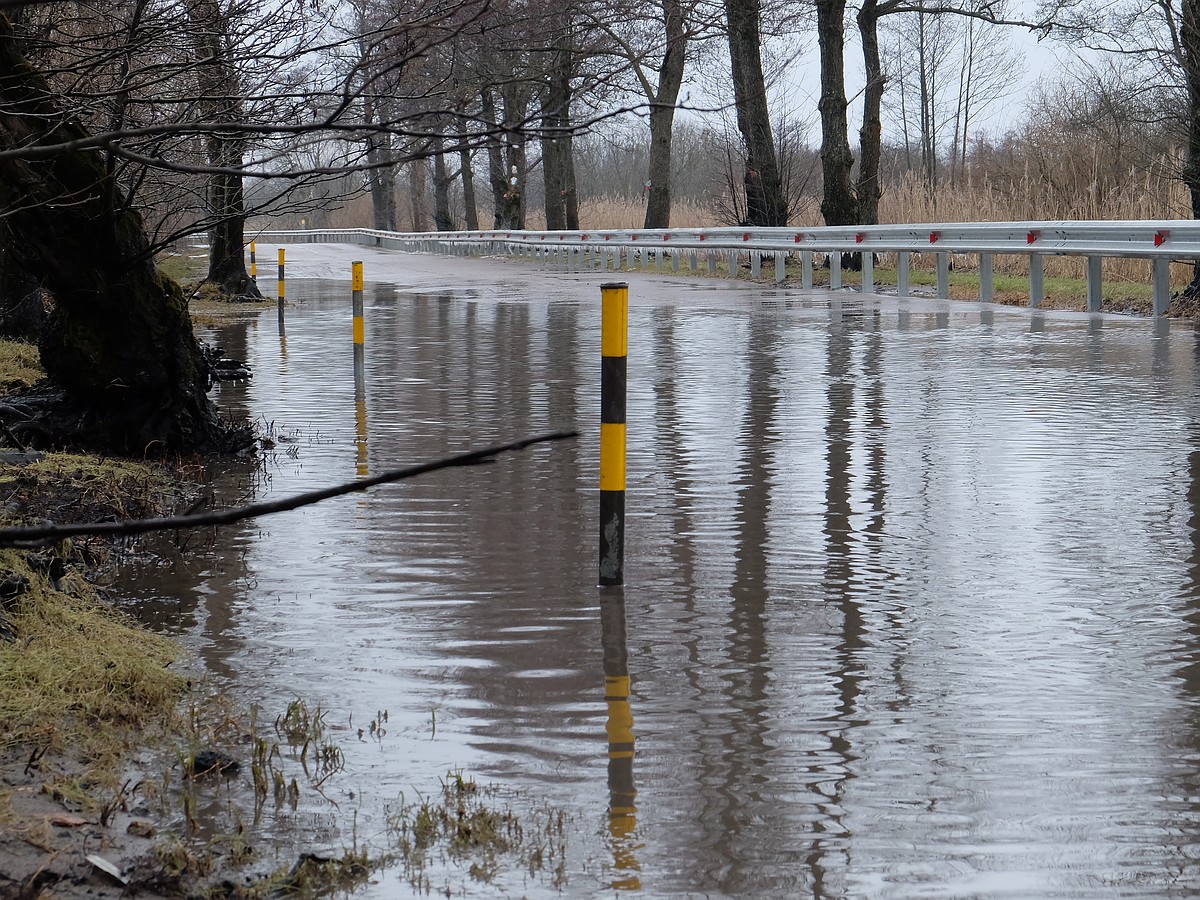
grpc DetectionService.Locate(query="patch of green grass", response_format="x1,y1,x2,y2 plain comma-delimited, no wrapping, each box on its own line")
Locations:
157,251,207,285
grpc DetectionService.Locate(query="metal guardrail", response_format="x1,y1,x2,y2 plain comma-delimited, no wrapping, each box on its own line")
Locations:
254,220,1200,316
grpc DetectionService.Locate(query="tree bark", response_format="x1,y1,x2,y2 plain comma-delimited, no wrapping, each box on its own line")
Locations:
456,117,479,231
186,0,260,299
856,0,884,225
1183,0,1200,286
725,0,788,225
502,82,528,229
431,135,455,231
408,158,429,232
364,98,397,231
483,87,522,229
816,0,859,225
643,0,688,228
0,14,214,452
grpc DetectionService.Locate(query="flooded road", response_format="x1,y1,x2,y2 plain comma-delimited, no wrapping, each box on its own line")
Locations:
124,248,1200,896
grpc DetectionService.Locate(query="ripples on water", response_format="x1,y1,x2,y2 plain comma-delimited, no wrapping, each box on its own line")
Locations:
120,281,1200,897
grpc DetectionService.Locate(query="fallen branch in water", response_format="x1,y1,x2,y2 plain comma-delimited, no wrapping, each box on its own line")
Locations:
0,430,578,548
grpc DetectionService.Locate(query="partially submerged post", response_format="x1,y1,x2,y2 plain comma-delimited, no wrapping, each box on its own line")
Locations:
277,248,285,310
599,282,628,587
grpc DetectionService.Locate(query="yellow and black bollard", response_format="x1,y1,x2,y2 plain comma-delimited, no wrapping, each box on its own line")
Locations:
277,248,285,308
599,282,628,587
352,261,365,347
352,261,367,476
249,241,257,279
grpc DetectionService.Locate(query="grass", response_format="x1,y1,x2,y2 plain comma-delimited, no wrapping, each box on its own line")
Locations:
0,554,185,768
0,339,43,392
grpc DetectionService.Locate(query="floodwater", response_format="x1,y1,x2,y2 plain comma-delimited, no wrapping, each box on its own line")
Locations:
119,249,1200,897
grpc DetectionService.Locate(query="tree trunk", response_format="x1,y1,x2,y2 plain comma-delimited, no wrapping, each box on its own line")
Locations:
364,98,397,231
0,222,48,342
643,0,688,229
541,49,579,231
1183,0,1200,287
542,127,567,231
816,0,859,225
432,136,455,231
409,158,429,232
483,87,523,229
482,89,509,229
0,14,214,452
186,0,260,299
856,0,884,225
456,118,479,231
502,83,528,229
725,0,788,225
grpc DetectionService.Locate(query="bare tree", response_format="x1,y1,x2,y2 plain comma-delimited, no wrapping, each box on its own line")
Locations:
725,0,789,224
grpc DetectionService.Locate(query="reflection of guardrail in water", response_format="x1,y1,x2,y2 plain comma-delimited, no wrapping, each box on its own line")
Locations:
252,221,1200,316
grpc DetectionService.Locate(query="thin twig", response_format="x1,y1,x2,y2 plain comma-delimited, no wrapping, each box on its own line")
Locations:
0,430,578,548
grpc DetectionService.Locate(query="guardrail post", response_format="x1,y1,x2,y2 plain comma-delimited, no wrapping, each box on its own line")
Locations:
706,251,716,275
690,250,698,273
1153,258,1171,316
862,251,874,294
1086,256,1103,312
830,253,842,289
980,253,994,302
802,251,813,289
728,249,738,279
936,252,950,299
1030,255,1045,308
671,249,680,272
775,252,786,284
626,245,636,271
600,281,628,587
750,251,761,278
897,251,910,297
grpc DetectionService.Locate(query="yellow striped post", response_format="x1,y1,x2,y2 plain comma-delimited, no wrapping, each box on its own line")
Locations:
249,240,256,278
352,261,367,475
599,282,628,586
277,248,285,308
352,261,365,346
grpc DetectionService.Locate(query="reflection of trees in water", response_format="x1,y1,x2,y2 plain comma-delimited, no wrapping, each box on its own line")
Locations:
358,297,598,757
807,311,893,895
115,313,264,680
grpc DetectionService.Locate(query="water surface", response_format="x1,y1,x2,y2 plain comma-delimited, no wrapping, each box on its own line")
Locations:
120,262,1200,897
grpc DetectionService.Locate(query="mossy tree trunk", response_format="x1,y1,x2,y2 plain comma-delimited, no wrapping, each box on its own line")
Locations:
0,14,215,452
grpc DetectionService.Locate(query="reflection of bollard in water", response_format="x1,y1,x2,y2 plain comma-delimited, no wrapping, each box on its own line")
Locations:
353,354,368,477
601,594,640,890
599,282,627,586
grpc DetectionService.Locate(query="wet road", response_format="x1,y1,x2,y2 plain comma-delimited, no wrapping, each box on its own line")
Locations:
122,246,1200,897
